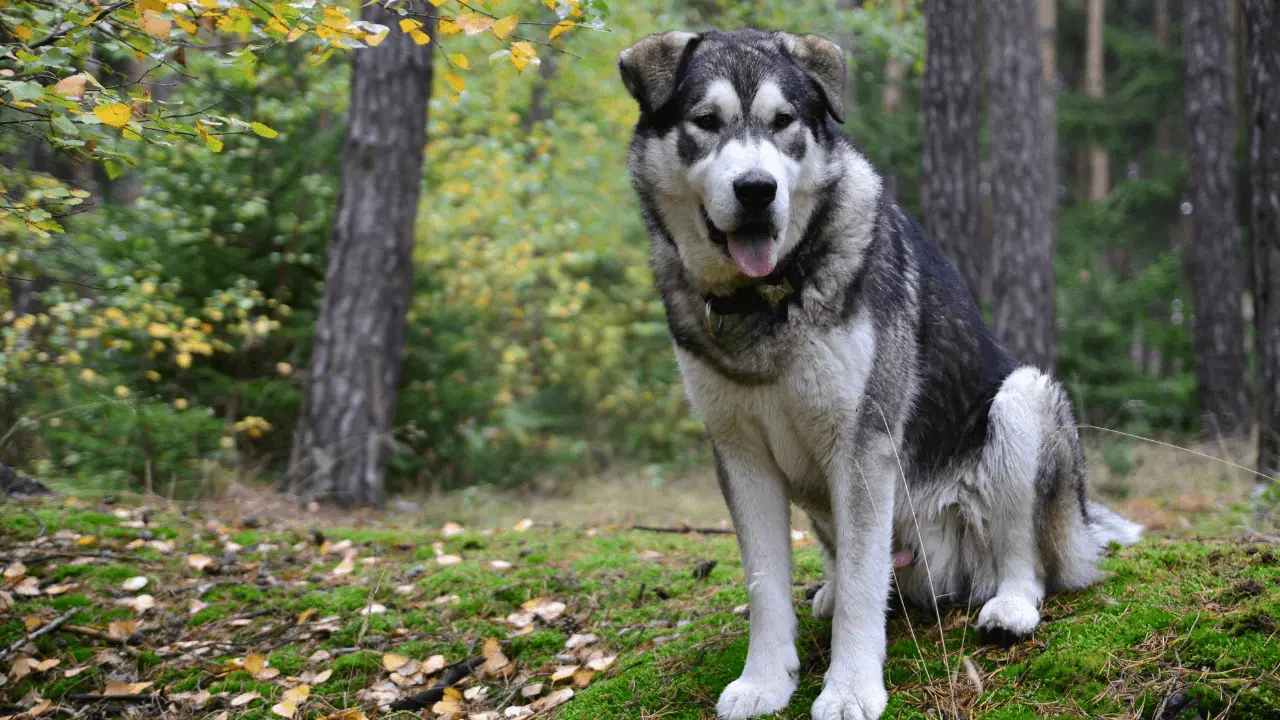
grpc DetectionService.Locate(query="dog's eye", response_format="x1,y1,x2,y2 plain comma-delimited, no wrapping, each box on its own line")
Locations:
772,113,795,131
692,113,721,132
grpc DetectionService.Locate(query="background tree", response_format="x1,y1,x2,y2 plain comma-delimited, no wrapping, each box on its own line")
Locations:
1183,0,1249,436
1246,0,1279,477
283,5,435,507
1084,0,1109,201
921,0,981,301
983,0,1057,372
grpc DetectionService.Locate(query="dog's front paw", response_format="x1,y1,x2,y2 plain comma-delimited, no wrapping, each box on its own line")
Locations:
810,681,888,720
976,595,1040,645
811,582,836,620
716,675,797,720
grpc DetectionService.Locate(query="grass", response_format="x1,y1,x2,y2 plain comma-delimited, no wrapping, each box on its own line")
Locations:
0,492,1277,720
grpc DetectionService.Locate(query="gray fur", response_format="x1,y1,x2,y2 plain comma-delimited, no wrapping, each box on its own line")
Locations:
619,29,1141,720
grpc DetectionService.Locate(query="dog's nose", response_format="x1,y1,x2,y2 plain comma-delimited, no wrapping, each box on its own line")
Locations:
733,175,777,208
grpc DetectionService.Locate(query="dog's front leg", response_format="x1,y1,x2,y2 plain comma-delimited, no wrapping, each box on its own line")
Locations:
713,444,799,720
811,435,896,720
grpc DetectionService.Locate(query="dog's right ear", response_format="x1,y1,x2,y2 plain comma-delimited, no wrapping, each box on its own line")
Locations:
618,31,700,113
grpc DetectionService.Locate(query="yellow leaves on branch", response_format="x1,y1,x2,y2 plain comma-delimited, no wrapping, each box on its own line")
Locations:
53,74,90,99
93,104,132,128
448,53,469,70
251,122,278,138
549,19,577,41
399,18,431,45
138,11,172,39
492,14,518,40
510,41,538,73
454,13,493,36
444,72,466,95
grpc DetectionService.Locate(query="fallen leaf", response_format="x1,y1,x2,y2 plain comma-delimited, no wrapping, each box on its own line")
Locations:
63,666,89,678
24,699,52,717
572,668,594,687
296,608,316,625
130,594,156,613
436,553,462,566
43,582,79,596
104,680,152,696
22,616,42,632
4,562,26,581
490,560,512,571
521,683,543,698
550,665,577,682
107,619,138,640
231,690,261,707
423,654,446,674
382,653,410,672
585,651,616,671
122,576,148,592
359,603,387,616
565,633,596,650
187,554,215,572
332,552,356,576
532,687,574,712
308,650,332,664
284,684,310,703
243,653,268,676
14,578,40,596
513,518,534,532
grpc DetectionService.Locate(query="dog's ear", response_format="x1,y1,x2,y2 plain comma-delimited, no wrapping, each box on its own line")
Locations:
787,33,847,124
618,31,700,113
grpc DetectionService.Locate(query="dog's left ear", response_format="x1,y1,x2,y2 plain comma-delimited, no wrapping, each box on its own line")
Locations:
618,31,701,113
786,34,847,124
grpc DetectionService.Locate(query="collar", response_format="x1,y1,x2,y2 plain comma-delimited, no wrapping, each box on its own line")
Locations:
703,275,795,337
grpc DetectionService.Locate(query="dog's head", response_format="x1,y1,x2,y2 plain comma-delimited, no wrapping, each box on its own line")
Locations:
620,30,848,288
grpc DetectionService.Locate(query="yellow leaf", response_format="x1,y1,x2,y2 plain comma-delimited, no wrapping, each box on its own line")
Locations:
510,53,530,72
409,29,431,45
432,696,460,713
321,5,351,30
381,653,410,672
542,0,556,8
429,0,448,5
139,0,167,12
139,11,172,39
283,685,310,703
437,18,461,35
196,123,223,153
94,103,132,128
549,20,575,41
13,24,33,42
365,29,388,46
449,53,469,69
174,15,198,35
444,71,465,94
492,14,518,39
511,42,536,58
454,12,493,35
243,653,267,676
399,18,423,32
107,619,138,640
250,122,278,138
272,700,296,718
287,24,307,42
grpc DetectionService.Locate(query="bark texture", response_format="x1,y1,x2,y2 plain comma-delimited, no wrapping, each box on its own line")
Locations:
1184,0,1250,436
921,0,982,302
1085,0,1110,202
285,5,434,506
983,0,1057,372
1246,0,1280,476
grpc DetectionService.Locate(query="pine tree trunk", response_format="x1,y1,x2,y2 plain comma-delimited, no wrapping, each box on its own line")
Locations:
1085,0,1110,201
1184,0,1249,437
1154,0,1175,155
983,0,1057,372
836,0,858,119
1245,0,1280,477
284,6,434,506
1039,0,1060,277
921,0,982,302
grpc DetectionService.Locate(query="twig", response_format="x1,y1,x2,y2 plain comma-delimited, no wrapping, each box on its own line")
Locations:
65,694,162,704
26,1,129,49
388,656,485,711
0,552,117,566
629,523,734,535
0,273,100,292
1,610,76,659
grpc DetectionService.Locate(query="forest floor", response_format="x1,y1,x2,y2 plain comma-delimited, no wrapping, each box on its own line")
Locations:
1,441,1278,720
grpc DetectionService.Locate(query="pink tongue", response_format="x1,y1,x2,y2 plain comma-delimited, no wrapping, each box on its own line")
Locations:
728,236,775,278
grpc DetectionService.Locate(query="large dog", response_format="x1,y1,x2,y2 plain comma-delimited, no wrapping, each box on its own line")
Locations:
618,29,1142,720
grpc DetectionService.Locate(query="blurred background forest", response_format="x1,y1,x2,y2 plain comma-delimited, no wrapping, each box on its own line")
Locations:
1,0,1277,521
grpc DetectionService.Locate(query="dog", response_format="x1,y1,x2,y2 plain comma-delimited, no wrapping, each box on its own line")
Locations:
617,29,1142,720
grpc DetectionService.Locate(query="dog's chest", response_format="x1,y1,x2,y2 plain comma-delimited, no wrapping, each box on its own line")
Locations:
676,316,877,497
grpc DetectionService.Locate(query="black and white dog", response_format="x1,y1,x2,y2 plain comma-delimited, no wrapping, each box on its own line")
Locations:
618,29,1141,720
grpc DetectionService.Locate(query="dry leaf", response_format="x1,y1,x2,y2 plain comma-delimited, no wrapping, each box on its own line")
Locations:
15,578,40,596
436,553,462,566
284,684,310,703
513,518,534,532
231,690,261,707
43,582,79,596
441,521,465,538
489,560,512,571
107,619,138,640
130,594,156,613
122,576,148,592
272,700,297,718
423,654,446,674
24,699,52,717
564,633,596,650
187,554,215,572
585,651,616,671
104,680,152,696
572,668,594,687
243,653,268,676
382,653,410,672
520,683,543,698
531,688,574,712
332,552,356,576
550,665,577,682
4,562,26,581
22,616,42,632
296,608,316,625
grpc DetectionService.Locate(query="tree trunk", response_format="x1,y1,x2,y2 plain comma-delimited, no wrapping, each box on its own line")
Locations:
921,0,982,302
1085,0,1110,201
1245,0,1279,477
1039,0,1060,276
880,0,907,203
284,6,434,506
1184,0,1249,437
984,0,1057,372
836,0,858,119
1154,0,1175,155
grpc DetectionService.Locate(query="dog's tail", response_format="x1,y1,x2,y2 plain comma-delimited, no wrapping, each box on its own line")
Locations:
1085,499,1143,547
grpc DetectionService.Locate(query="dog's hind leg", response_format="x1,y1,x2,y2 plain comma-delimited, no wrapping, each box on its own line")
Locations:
712,444,800,720
971,367,1052,644
808,515,837,620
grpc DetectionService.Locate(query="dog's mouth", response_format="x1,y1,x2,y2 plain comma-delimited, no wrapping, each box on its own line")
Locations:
700,206,777,278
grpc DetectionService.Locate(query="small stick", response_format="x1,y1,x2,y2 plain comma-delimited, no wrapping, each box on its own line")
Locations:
65,694,162,704
2,610,76,659
388,656,485,711
630,524,734,535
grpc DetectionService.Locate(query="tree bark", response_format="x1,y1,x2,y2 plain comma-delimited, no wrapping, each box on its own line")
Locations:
1245,0,1280,477
921,0,982,302
1184,0,1249,437
1039,0,1060,276
284,5,434,506
1085,0,1110,201
836,0,858,119
984,0,1057,372
880,0,908,203
1154,0,1175,155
